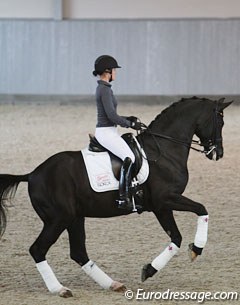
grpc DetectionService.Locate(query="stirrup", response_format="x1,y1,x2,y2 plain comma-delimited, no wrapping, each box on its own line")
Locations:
116,198,133,211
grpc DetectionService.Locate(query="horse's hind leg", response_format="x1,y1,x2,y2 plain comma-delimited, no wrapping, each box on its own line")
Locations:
67,217,126,292
67,217,89,266
142,209,182,282
29,221,73,297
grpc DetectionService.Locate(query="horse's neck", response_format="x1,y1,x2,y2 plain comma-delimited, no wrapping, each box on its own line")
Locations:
150,106,200,143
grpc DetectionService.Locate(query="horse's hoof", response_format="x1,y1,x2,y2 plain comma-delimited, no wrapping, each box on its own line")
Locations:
188,243,198,262
111,281,126,292
141,264,149,282
59,287,73,298
141,264,157,282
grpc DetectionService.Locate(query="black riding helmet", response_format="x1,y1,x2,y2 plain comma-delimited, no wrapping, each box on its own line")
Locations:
93,55,121,76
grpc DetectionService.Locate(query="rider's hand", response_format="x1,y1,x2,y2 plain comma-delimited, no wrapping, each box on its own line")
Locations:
127,116,138,124
131,121,142,130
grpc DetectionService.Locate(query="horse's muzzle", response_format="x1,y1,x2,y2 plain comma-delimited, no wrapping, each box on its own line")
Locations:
205,145,223,161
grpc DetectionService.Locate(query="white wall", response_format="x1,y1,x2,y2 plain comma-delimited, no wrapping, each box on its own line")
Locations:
0,0,53,18
1,1,240,95
1,19,240,95
63,0,240,19
1,0,240,19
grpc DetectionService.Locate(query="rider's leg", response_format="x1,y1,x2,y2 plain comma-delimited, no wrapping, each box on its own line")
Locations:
95,127,136,209
116,157,133,209
95,127,135,162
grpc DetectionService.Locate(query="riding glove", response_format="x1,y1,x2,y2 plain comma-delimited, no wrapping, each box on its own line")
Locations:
131,121,142,130
127,116,138,124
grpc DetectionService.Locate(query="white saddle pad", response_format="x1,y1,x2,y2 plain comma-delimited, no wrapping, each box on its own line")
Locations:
81,146,149,193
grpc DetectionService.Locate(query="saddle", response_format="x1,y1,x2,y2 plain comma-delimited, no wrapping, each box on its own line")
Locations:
88,133,143,180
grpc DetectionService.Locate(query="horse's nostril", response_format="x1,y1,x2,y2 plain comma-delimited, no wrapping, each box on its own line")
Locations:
216,147,224,160
218,147,224,156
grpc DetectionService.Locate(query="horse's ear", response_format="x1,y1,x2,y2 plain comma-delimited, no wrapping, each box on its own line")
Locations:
220,100,233,110
218,97,225,104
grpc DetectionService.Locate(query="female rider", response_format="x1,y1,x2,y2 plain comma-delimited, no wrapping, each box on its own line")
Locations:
93,55,141,210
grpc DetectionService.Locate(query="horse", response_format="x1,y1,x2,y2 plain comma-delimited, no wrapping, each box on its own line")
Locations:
0,97,232,297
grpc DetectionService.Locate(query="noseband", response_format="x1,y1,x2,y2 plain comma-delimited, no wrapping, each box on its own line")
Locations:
198,101,223,156
137,102,223,162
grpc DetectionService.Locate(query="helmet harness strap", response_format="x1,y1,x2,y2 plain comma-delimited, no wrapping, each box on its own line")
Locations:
105,69,113,82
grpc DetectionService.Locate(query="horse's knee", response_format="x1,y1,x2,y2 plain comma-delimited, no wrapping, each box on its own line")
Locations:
197,204,208,216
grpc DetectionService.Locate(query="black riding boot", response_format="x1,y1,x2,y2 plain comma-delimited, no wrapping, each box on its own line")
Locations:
116,157,133,210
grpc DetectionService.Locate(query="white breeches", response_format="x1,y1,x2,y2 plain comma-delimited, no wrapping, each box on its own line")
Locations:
95,126,135,163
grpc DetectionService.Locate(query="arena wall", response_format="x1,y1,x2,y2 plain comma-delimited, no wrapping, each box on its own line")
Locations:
1,1,240,95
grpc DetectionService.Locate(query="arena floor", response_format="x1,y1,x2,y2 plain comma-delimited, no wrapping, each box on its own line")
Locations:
0,99,239,305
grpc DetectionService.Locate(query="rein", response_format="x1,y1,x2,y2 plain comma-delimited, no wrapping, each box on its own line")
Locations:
137,125,206,162
144,128,204,152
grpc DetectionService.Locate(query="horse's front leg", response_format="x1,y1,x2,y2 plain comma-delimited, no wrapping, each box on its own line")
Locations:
142,209,182,282
161,193,209,262
142,193,209,282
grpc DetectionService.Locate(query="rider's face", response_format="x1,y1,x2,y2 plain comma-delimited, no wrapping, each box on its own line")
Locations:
111,68,116,81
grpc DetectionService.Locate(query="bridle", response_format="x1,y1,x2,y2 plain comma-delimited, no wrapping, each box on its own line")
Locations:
195,101,223,156
137,102,223,162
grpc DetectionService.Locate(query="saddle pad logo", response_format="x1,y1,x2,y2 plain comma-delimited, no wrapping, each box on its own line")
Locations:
95,173,112,187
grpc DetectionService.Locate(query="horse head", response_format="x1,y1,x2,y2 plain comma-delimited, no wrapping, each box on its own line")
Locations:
195,98,233,161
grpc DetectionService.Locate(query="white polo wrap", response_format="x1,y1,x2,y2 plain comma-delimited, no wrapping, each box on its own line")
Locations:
36,260,63,293
82,260,113,289
194,215,209,248
151,242,179,271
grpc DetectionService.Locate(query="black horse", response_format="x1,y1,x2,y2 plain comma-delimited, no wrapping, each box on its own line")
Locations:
0,97,232,297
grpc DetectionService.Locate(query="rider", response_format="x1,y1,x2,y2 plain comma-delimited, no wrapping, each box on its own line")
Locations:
93,55,142,210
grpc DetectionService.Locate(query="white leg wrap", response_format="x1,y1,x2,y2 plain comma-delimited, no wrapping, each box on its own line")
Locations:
82,260,113,289
151,242,179,271
36,260,63,293
194,215,209,248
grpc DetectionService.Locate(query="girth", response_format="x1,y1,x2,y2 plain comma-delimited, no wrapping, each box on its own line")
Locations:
88,133,143,179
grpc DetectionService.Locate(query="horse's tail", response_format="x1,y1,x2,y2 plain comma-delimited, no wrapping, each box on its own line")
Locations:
0,174,29,238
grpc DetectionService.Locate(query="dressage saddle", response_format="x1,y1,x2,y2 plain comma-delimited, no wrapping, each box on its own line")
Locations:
88,133,143,180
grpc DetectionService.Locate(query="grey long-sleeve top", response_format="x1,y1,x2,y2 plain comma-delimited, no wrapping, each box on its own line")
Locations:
95,80,131,128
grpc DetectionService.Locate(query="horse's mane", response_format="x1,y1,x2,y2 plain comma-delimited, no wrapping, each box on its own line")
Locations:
148,96,211,128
